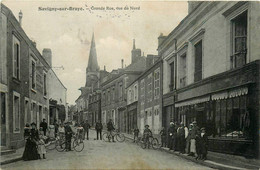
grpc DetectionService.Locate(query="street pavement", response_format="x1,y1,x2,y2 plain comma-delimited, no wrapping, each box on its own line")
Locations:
1,130,212,170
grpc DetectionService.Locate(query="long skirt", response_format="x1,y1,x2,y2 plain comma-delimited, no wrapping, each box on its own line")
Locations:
190,139,196,153
37,142,46,155
22,140,39,161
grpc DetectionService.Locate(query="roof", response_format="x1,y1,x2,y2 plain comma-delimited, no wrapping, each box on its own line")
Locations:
87,33,99,72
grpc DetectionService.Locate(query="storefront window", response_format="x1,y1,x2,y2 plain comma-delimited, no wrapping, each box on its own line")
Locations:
215,100,221,137
220,100,226,136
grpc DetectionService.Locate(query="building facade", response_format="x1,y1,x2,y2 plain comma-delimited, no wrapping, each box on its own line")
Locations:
101,40,146,132
159,1,260,158
0,4,51,149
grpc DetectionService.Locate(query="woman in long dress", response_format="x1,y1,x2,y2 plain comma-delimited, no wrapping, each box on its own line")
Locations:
22,123,31,160
22,122,39,161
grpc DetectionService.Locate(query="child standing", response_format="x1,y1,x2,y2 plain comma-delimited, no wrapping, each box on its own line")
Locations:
200,127,208,160
133,127,140,143
160,127,167,147
38,128,47,159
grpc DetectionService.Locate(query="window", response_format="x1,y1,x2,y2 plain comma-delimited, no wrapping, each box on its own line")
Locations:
154,69,160,99
231,11,247,68
134,85,137,101
43,72,47,96
31,57,36,90
13,92,20,132
194,40,203,82
140,79,145,104
1,93,6,125
128,89,132,103
13,36,20,79
179,53,187,88
112,87,115,101
24,99,29,125
119,83,123,100
169,62,175,91
107,90,110,104
147,74,152,102
102,92,106,105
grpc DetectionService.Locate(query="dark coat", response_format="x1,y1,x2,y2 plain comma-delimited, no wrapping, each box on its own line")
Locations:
107,122,115,131
40,122,48,131
95,122,103,131
83,122,91,131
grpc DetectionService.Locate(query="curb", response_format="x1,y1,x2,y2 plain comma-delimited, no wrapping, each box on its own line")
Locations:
0,157,22,166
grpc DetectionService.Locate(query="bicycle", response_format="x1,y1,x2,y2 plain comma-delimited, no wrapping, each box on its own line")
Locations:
45,136,57,150
55,133,84,152
141,136,159,150
103,129,125,142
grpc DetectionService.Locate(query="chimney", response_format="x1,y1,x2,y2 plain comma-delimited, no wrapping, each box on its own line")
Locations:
104,65,106,71
158,33,167,48
121,59,124,68
133,39,136,50
42,48,52,67
18,10,23,26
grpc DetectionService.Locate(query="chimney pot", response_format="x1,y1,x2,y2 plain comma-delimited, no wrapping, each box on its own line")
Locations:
121,59,124,68
19,10,23,26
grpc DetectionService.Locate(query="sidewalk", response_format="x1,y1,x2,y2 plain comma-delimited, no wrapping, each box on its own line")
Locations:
123,133,260,170
0,147,24,165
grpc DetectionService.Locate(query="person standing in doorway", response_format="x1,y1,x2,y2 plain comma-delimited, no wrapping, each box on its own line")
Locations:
95,121,103,140
83,120,91,140
40,118,48,136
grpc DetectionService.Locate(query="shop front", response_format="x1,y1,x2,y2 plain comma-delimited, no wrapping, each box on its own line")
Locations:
175,61,259,158
162,92,175,131
127,101,138,134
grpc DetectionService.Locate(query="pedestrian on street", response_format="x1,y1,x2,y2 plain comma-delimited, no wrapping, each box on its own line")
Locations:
95,121,103,140
196,127,208,160
168,122,176,151
177,122,186,154
58,123,65,140
107,119,116,142
40,118,48,136
22,122,39,161
64,122,74,151
48,124,55,138
54,119,59,138
159,127,167,147
189,121,199,157
83,120,91,140
38,128,47,159
143,125,152,148
133,126,140,143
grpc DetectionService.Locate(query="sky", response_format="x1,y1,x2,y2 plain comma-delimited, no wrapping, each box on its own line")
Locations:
2,0,188,104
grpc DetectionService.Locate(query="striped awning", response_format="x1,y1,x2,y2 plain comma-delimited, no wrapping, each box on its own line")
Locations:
212,87,248,100
175,96,210,107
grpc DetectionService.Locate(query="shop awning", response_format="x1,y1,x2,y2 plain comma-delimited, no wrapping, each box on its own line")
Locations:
175,96,210,107
212,87,248,100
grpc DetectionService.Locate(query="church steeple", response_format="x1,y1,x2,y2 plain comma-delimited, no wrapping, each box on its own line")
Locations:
87,33,99,72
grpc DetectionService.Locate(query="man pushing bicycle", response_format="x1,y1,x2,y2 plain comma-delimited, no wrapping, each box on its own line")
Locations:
107,119,115,142
143,125,153,148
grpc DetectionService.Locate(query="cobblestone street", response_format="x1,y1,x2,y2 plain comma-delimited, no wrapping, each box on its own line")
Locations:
2,130,212,169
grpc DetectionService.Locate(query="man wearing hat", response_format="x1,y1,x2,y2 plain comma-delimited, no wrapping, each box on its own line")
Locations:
177,122,186,154
40,118,48,136
107,119,115,142
143,125,152,148
64,122,74,151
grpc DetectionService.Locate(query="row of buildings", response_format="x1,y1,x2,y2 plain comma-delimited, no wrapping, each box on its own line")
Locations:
75,1,260,158
0,4,68,150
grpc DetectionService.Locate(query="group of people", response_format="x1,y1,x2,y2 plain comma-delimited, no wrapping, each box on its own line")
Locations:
22,119,48,161
160,121,208,160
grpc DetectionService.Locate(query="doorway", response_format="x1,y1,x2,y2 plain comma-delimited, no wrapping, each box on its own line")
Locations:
1,92,6,146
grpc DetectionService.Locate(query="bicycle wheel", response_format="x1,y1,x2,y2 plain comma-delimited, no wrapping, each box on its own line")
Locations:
151,138,159,150
116,133,125,142
45,137,56,150
141,141,147,149
102,132,109,142
73,139,84,152
55,139,66,152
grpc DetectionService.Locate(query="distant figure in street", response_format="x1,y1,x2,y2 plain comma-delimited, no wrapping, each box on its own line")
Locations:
196,127,208,160
40,118,48,136
54,120,59,138
95,121,103,140
177,122,186,154
107,119,115,142
133,126,140,143
168,122,176,150
65,122,74,151
38,128,47,159
143,125,152,148
22,122,39,161
160,127,167,147
189,121,199,157
83,120,91,140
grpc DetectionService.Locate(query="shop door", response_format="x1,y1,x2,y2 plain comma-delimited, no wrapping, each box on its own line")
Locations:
1,93,6,146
